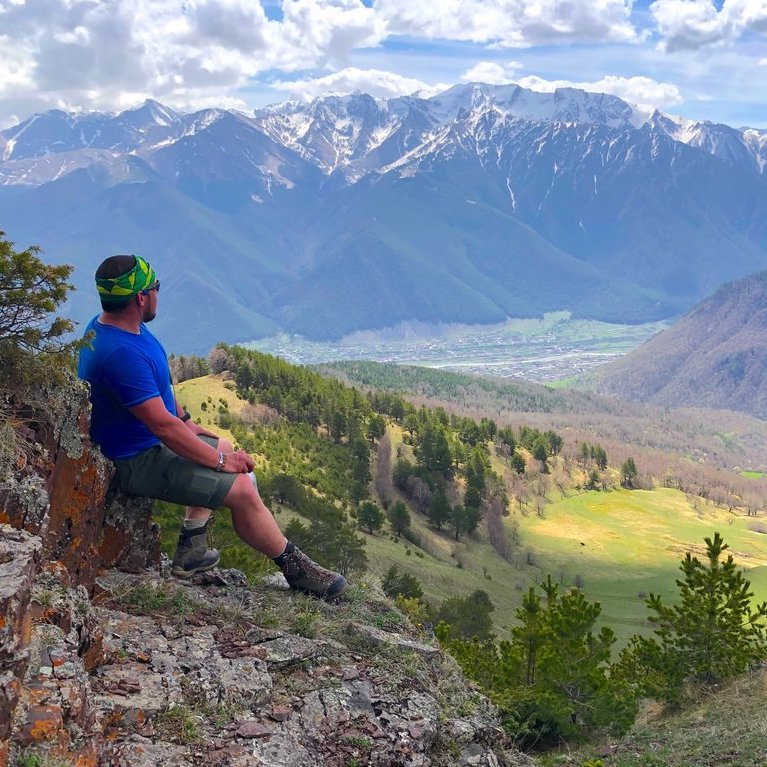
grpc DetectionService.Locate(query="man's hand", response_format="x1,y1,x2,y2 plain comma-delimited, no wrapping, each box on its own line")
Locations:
222,450,255,473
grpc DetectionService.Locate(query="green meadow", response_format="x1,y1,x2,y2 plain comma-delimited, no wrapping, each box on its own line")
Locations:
520,487,767,643
355,485,767,646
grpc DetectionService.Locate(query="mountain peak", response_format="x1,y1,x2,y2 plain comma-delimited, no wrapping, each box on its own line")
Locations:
119,99,181,128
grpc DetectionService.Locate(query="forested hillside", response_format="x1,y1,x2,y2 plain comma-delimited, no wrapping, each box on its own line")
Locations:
593,269,767,420
170,345,767,756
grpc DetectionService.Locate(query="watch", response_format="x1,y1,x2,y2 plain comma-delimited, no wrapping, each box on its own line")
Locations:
180,410,192,422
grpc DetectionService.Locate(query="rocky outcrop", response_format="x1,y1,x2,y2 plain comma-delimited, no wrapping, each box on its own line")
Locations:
0,527,42,766
0,377,161,764
0,379,159,589
9,569,530,767
0,377,531,767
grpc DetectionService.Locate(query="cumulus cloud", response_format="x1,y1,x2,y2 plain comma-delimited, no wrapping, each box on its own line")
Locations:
376,0,640,46
651,0,767,51
273,67,441,100
518,74,684,107
0,0,386,122
460,61,524,85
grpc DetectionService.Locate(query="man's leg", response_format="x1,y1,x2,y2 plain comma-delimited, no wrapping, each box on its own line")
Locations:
222,474,347,598
172,437,234,577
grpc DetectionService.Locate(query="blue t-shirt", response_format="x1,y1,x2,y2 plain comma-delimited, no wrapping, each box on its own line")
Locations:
77,316,177,460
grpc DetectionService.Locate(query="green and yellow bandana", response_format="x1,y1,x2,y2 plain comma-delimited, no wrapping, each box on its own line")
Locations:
96,255,156,305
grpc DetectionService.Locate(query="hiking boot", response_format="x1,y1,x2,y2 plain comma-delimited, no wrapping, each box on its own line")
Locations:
171,521,220,578
279,544,347,599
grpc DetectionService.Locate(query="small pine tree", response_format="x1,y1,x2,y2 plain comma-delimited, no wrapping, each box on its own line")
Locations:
620,457,638,488
436,589,495,641
357,500,385,535
381,565,424,600
532,438,549,473
448,504,468,541
366,413,386,442
0,231,78,392
617,533,767,704
511,453,526,475
387,500,411,538
428,489,451,530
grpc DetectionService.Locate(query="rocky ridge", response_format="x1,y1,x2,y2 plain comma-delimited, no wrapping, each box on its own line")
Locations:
0,379,530,767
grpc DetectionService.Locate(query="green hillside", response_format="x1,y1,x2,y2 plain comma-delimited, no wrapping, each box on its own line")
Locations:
173,353,767,647
145,347,767,758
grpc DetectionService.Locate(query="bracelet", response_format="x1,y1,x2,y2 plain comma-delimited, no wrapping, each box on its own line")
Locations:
215,451,226,472
180,410,191,423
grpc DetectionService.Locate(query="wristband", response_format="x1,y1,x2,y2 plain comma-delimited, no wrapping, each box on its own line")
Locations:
215,451,226,472
180,411,191,423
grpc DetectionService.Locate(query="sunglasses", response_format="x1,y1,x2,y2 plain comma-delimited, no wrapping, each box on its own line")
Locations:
141,281,160,295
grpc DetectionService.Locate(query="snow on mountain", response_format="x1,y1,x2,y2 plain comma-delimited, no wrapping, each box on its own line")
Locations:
2,84,766,190
253,92,417,176
743,128,767,173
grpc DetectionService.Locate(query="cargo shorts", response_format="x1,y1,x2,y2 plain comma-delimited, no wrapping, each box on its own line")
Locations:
111,435,238,510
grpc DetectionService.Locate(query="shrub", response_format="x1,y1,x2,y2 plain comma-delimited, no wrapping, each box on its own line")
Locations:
0,231,78,393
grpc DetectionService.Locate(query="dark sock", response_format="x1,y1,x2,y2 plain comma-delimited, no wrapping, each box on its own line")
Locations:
273,541,295,567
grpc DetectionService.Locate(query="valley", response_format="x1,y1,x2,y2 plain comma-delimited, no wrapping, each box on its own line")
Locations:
246,313,669,383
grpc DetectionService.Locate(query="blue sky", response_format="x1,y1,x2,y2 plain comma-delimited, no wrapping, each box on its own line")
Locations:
0,0,765,129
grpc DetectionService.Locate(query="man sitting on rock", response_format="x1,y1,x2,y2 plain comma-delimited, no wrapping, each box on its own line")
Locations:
77,254,347,599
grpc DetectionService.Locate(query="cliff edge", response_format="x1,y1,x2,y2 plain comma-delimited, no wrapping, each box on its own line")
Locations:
0,378,531,767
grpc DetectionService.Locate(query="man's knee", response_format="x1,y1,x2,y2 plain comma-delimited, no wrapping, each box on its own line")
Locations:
223,472,257,506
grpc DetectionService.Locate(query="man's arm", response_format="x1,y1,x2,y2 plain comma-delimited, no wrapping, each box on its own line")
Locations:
130,397,253,473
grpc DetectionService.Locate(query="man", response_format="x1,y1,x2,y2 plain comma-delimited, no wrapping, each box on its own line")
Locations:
78,254,346,599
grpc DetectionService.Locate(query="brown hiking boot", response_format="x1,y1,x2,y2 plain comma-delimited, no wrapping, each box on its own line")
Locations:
171,521,220,578
279,544,347,599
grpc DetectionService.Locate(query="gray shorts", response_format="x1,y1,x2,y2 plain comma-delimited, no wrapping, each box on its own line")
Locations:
112,435,237,510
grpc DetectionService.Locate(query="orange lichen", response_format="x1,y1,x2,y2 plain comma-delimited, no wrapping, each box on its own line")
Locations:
27,705,63,742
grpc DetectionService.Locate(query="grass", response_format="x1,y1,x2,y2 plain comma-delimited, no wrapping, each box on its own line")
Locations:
521,487,767,644
535,667,767,767
174,373,244,445
153,704,202,744
112,581,198,616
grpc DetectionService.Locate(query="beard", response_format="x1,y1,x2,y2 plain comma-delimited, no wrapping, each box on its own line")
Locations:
141,305,156,323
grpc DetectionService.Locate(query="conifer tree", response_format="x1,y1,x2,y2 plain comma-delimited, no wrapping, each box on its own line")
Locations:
0,231,77,392
387,500,411,538
428,488,451,530
620,457,638,488
618,533,767,704
357,501,385,534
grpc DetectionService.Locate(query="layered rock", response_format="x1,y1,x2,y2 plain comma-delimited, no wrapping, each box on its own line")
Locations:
0,378,161,765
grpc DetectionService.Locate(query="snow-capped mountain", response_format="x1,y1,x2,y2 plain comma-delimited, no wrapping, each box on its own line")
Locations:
1,83,766,353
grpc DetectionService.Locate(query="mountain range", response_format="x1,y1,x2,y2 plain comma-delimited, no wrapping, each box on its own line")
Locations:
2,84,767,353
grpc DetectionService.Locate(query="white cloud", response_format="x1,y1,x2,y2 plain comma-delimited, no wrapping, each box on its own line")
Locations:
273,67,441,100
375,0,640,47
0,0,387,122
651,0,767,51
760,57,767,65
460,61,524,85
518,74,684,107
276,0,386,68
